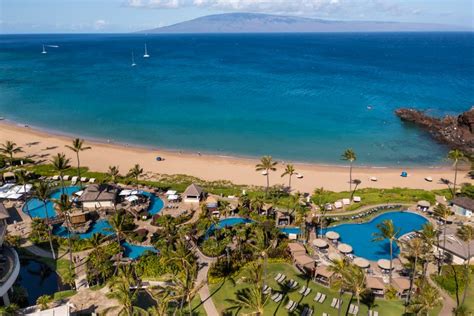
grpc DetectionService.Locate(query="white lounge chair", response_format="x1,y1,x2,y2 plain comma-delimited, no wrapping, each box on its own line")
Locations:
353,196,361,203
318,293,326,303
89,178,96,183
314,292,321,302
274,293,283,303
334,201,343,209
368,310,378,316
349,304,359,315
277,274,286,283
52,175,60,181
342,198,350,205
323,313,330,316
71,176,78,185
274,273,282,281
80,177,88,182
62,175,70,181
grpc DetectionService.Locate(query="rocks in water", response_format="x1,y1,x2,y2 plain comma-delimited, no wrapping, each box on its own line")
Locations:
395,107,474,155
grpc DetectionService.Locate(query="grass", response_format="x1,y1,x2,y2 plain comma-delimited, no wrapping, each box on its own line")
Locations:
432,265,474,313
53,289,76,301
209,262,409,316
18,247,71,282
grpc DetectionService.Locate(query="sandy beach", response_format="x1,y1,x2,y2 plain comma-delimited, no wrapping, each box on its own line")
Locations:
1,121,471,193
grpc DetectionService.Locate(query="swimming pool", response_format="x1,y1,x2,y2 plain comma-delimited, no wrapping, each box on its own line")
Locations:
53,219,114,239
321,211,428,261
206,217,255,237
279,227,301,235
24,186,81,219
18,259,61,305
140,191,164,215
122,242,158,260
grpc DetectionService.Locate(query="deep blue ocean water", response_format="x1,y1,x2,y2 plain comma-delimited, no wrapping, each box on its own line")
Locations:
1,33,473,166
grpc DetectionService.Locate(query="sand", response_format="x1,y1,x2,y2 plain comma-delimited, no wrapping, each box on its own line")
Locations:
1,121,471,193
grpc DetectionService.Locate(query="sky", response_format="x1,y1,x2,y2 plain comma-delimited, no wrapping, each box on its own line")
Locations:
0,0,472,33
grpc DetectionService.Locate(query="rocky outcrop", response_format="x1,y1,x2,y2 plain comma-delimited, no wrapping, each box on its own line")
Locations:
395,107,474,155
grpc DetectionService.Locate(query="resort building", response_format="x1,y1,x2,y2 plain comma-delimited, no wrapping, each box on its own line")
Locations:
438,225,474,264
78,184,119,209
0,203,20,307
450,197,474,218
183,183,204,203
24,304,71,315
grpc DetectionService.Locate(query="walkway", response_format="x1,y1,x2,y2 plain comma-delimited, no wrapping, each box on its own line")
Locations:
190,241,219,316
427,265,456,315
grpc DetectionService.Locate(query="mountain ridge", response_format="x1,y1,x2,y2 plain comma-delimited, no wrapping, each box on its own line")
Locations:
140,12,469,33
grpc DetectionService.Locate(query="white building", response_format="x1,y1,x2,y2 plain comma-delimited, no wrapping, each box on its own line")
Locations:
183,184,204,203
451,197,474,218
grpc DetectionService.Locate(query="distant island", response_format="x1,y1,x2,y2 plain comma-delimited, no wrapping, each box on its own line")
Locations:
140,12,469,33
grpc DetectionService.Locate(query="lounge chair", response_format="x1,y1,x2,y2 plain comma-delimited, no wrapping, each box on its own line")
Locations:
301,307,309,316
263,285,272,295
285,300,294,310
63,175,70,181
301,287,311,296
318,293,326,303
271,293,279,301
323,313,330,316
299,285,309,295
314,292,321,302
89,178,96,183
80,177,88,182
349,304,359,315
330,298,338,308
71,176,78,185
277,274,286,283
287,279,299,289
274,293,283,303
368,310,378,316
274,273,282,281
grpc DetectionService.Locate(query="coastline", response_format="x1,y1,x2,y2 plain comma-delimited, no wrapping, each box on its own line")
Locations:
1,120,471,192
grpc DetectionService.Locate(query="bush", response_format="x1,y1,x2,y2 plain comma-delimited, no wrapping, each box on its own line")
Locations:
432,265,472,296
135,253,168,279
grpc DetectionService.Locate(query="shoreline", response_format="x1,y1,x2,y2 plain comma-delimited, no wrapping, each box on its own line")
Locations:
1,120,471,193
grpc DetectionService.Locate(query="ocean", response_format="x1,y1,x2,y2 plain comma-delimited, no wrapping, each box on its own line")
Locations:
0,33,473,166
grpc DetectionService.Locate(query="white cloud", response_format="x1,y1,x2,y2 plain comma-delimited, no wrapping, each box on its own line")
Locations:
94,19,107,29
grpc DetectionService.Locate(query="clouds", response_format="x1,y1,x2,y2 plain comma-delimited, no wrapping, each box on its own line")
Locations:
94,19,107,30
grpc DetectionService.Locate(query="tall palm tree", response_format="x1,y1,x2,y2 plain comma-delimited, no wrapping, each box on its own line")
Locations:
408,280,442,316
34,181,56,259
281,164,296,190
107,165,120,184
255,156,278,194
89,232,104,257
127,164,143,189
0,140,23,167
54,194,74,268
250,195,265,214
51,153,71,195
65,138,91,182
373,219,400,285
342,149,357,192
456,225,474,308
403,237,424,306
328,258,349,316
433,203,452,270
107,267,145,316
109,212,129,250
419,223,437,277
15,169,29,214
447,149,465,197
342,264,367,312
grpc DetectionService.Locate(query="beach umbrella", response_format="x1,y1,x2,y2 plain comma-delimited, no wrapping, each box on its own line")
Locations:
417,200,430,208
126,195,139,202
337,243,353,254
377,259,393,270
325,231,340,240
312,238,328,248
328,252,342,262
353,257,370,268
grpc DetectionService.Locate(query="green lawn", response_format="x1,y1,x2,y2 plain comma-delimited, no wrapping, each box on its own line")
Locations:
432,265,474,313
209,262,410,316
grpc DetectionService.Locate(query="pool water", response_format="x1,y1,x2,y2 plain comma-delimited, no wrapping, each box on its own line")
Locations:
140,191,164,215
279,227,301,235
18,259,61,305
322,211,428,261
206,217,255,237
23,186,81,219
122,242,158,260
53,219,114,239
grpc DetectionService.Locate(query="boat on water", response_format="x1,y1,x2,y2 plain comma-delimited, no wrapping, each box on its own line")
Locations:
131,52,136,67
41,45,47,54
143,44,150,58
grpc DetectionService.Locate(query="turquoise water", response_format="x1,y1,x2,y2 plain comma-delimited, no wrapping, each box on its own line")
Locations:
279,227,301,235
206,217,254,237
322,211,428,261
1,33,473,166
140,191,164,215
24,186,81,218
122,241,158,259
53,219,113,239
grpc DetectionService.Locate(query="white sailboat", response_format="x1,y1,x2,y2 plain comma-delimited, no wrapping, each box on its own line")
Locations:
143,44,150,58
131,52,136,67
41,45,47,54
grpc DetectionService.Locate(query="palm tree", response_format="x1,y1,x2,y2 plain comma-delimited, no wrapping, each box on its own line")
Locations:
342,149,357,192
226,285,269,315
54,194,74,268
281,164,296,190
36,295,52,311
89,232,104,257
33,181,56,259
255,156,278,194
0,140,23,167
456,225,474,308
107,165,120,184
15,169,29,214
433,203,452,270
419,223,437,277
127,164,143,189
373,219,400,285
65,138,91,182
403,237,424,305
51,153,71,194
250,195,265,214
408,280,442,315
107,267,145,316
328,258,349,316
447,149,466,197
342,264,367,312
350,179,362,200
109,212,129,250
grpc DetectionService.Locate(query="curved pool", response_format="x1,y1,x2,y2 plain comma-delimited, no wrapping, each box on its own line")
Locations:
321,211,428,261
122,242,158,260
23,186,81,219
206,217,254,237
140,191,164,215
53,219,114,239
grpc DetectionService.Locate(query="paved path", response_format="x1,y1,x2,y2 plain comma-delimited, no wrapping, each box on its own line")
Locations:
427,265,456,315
190,241,219,316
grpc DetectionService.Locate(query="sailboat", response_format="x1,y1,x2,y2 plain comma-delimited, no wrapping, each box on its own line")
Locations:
41,45,47,54
143,44,150,58
131,52,136,67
